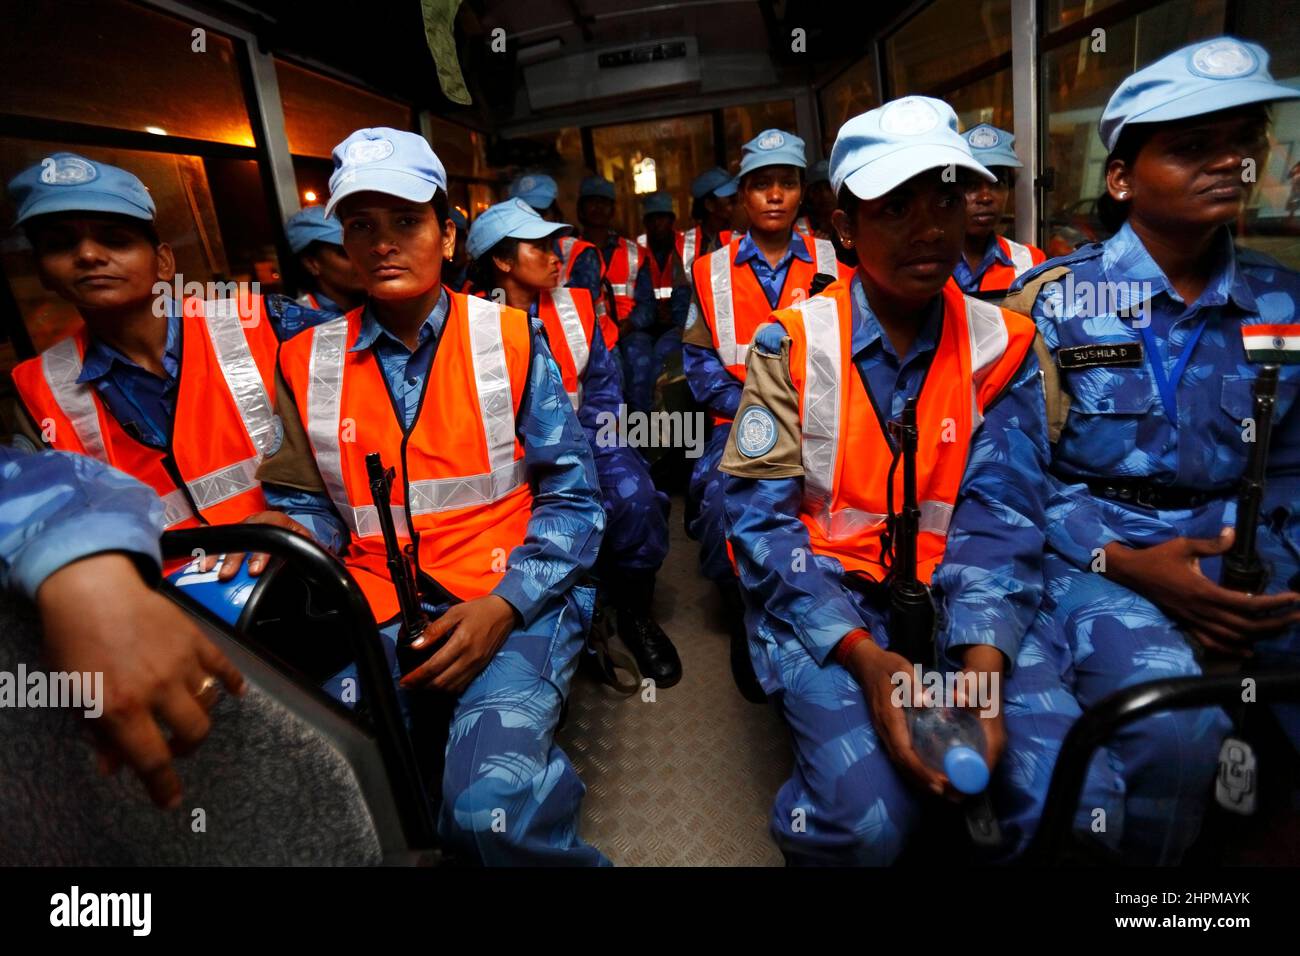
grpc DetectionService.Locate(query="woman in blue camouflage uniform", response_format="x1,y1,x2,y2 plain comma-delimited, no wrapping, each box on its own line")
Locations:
1003,37,1300,864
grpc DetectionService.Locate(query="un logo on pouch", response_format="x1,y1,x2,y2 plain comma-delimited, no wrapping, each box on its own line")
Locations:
737,406,778,458
344,138,395,165
1190,40,1257,79
40,156,97,185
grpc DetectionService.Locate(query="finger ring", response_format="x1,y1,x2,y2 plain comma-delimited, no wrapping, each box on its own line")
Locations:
193,675,220,701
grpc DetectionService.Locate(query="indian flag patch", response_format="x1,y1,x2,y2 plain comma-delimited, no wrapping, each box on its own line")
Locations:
1242,324,1300,363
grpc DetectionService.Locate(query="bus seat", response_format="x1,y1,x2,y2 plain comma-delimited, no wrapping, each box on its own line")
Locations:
0,592,432,866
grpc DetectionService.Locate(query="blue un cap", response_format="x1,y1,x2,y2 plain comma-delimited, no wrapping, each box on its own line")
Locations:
961,124,1023,169
830,96,994,201
579,176,616,201
326,128,447,219
509,173,559,210
9,152,155,227
642,192,675,217
738,129,807,177
691,167,738,199
466,198,571,261
1100,37,1300,153
284,205,343,254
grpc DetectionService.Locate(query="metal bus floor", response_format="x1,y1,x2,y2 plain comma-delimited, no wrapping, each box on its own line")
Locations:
557,496,792,866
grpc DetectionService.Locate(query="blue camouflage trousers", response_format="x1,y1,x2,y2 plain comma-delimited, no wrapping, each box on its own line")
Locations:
324,586,608,866
591,437,670,572
620,327,682,414
687,424,734,582
756,561,1228,865
997,550,1230,865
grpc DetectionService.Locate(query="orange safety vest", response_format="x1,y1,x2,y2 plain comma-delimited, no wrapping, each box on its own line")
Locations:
692,231,850,423
557,234,615,348
12,297,278,535
604,237,643,324
537,287,596,410
773,279,1035,582
978,237,1047,291
278,291,534,623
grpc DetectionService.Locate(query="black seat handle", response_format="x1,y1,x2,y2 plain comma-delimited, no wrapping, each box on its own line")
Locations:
161,525,436,850
1023,668,1300,864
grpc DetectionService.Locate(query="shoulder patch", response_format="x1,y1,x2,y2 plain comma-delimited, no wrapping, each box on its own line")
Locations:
736,405,779,458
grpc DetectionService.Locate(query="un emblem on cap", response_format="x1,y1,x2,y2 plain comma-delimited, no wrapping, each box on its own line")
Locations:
517,175,537,192
344,138,395,165
1189,39,1258,79
39,155,97,186
758,131,786,150
879,98,941,136
736,406,778,458
967,127,1001,149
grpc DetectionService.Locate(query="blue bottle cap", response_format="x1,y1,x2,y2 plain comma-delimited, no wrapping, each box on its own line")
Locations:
944,745,990,795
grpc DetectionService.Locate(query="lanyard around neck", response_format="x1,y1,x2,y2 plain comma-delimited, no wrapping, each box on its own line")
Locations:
1139,314,1208,428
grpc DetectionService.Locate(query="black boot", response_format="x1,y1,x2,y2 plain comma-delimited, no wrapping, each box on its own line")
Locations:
612,568,683,688
720,580,766,703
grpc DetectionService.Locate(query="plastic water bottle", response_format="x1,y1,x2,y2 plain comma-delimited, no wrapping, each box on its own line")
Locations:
907,706,990,795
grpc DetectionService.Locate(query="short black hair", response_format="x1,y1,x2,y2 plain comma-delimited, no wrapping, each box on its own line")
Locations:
468,236,521,293
22,211,161,249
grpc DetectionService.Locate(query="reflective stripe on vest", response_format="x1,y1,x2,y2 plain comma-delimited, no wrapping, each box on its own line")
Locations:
558,236,578,279
202,299,277,458
963,293,1011,435
548,287,591,409
409,295,527,513
40,336,108,461
1003,238,1035,277
305,318,410,539
681,227,698,273
609,241,641,296
812,238,836,277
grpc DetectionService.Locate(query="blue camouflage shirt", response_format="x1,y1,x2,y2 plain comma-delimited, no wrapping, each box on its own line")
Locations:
265,291,606,626
0,445,165,599
722,274,1050,673
1012,221,1300,571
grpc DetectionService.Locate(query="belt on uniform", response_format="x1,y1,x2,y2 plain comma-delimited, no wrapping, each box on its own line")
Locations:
1085,478,1226,511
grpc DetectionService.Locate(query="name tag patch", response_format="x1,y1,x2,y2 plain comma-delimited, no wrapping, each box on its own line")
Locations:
1057,342,1144,370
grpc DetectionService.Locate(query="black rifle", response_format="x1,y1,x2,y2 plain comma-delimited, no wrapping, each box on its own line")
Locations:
1221,364,1281,594
885,397,937,666
365,452,435,676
